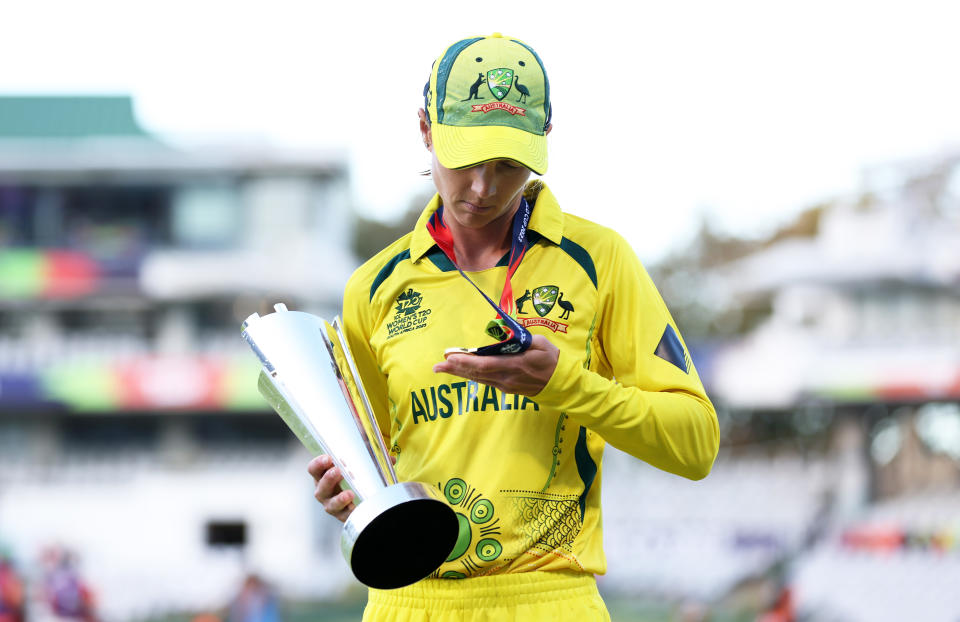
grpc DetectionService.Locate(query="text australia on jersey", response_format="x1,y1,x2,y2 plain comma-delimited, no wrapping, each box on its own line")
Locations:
411,380,541,425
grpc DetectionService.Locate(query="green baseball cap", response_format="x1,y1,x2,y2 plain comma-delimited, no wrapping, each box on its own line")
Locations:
425,33,551,175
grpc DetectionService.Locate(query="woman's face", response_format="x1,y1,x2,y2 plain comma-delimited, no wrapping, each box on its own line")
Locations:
420,109,532,233
430,151,532,231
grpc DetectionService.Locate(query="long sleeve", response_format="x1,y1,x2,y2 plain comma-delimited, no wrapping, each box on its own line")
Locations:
534,232,719,480
342,273,393,443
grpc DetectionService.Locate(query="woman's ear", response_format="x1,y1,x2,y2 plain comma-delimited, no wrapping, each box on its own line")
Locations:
418,108,432,150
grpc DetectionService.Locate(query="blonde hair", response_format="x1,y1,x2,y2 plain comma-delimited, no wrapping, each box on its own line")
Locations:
523,179,543,203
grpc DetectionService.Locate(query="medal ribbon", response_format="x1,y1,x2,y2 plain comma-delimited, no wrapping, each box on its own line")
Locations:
426,198,533,355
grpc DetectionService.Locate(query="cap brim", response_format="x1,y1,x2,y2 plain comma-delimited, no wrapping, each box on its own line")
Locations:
432,123,547,175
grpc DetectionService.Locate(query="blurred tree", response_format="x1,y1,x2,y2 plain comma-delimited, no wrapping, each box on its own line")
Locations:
650,203,828,341
351,191,433,261
762,203,825,247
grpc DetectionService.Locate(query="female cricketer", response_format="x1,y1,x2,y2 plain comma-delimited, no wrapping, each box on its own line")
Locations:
308,32,720,621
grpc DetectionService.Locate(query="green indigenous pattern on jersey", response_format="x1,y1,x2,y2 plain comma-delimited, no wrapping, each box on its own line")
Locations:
341,182,719,579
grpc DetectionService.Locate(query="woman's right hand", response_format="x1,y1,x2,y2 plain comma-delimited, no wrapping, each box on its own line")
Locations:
307,454,356,523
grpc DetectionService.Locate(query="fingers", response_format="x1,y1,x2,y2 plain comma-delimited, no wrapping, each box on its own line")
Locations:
308,454,356,522
307,454,332,480
434,353,500,381
434,358,511,393
432,335,559,396
324,489,356,522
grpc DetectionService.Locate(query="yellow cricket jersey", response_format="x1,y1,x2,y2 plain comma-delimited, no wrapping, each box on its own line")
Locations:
341,181,719,579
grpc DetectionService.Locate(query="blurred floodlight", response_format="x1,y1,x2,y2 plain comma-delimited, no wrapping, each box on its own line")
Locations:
870,418,903,466
915,402,960,460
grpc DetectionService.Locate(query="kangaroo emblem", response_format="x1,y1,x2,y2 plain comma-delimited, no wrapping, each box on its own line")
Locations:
516,289,532,314
462,73,485,101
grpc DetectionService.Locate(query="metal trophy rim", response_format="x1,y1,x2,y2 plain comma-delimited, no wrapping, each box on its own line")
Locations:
342,481,459,590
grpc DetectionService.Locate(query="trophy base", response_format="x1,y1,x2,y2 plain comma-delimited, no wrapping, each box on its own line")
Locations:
342,481,459,589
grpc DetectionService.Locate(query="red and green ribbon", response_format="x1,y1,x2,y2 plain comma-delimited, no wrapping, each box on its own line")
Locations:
426,198,533,355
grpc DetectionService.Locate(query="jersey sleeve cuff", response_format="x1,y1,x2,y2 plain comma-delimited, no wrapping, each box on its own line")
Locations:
533,348,582,408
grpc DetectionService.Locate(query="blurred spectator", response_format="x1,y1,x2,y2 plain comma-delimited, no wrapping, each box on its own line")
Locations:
226,574,279,622
0,553,25,622
38,547,97,622
757,586,794,622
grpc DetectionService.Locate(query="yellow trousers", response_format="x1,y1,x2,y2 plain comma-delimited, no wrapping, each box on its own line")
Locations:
362,571,611,622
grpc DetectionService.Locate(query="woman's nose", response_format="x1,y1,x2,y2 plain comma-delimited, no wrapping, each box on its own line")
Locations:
470,163,497,199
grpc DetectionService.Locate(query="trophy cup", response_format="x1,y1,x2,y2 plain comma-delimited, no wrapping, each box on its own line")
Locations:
241,304,458,589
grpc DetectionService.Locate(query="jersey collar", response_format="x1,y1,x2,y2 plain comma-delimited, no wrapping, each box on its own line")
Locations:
409,181,564,263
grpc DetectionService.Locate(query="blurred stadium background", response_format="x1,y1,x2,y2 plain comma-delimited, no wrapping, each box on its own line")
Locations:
2,36,960,622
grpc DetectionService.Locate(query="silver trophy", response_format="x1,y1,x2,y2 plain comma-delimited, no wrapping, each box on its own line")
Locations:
241,304,458,589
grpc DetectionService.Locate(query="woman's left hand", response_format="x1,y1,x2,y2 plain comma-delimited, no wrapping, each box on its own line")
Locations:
433,334,559,396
